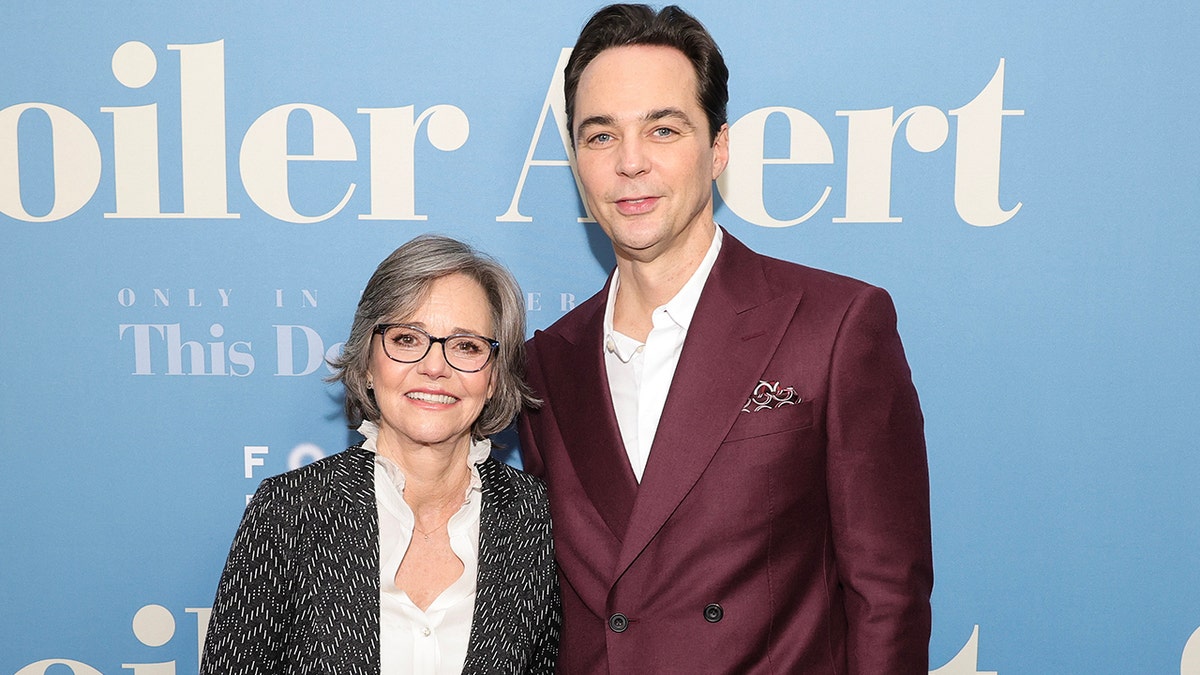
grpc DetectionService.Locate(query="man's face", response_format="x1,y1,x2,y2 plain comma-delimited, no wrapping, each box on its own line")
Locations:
572,45,729,264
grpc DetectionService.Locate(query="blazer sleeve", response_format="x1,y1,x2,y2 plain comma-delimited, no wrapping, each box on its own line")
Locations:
200,477,297,675
825,285,933,674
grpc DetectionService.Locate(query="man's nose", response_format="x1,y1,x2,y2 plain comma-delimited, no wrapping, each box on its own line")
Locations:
617,136,650,177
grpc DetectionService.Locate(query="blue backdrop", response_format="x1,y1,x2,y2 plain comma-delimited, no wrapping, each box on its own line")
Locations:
2,2,1198,673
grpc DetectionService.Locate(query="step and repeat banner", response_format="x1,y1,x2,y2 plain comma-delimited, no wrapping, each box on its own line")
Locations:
2,1,1197,673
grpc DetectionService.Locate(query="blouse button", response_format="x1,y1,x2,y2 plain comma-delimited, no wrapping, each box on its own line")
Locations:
422,627,431,637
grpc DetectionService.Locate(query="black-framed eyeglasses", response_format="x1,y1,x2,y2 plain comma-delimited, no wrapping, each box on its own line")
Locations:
374,323,499,373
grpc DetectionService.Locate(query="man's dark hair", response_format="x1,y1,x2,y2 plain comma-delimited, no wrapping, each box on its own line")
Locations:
564,4,729,145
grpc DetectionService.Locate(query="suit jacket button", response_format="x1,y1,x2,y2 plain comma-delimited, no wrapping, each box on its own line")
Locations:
703,603,724,623
608,613,629,633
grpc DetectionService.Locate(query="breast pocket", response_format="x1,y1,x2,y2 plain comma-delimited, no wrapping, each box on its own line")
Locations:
724,399,814,443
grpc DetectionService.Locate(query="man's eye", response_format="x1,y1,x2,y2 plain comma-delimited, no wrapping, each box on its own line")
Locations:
589,132,613,145
653,127,675,138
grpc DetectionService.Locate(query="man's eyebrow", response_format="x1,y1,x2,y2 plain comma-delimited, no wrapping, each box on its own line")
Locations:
576,114,615,135
644,107,695,127
576,108,696,136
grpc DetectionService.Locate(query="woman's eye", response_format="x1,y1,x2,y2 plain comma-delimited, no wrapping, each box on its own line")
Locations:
391,331,421,347
451,339,484,355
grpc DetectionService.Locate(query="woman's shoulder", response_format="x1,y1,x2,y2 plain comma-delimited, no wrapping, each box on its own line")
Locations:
477,456,547,500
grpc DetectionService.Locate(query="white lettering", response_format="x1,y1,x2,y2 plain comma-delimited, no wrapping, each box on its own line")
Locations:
1183,625,1200,674
244,445,269,478
104,41,162,217
274,324,327,376
15,661,103,675
288,442,326,470
122,604,177,673
240,104,357,223
167,323,207,374
119,323,167,375
229,339,254,377
0,103,102,221
119,322,253,375
131,604,175,647
358,105,469,220
186,608,212,669
834,105,948,223
718,106,834,227
173,40,235,218
104,40,237,220
950,58,1023,227
14,604,212,674
929,625,997,675
498,48,591,223
1,49,1018,228
326,340,345,367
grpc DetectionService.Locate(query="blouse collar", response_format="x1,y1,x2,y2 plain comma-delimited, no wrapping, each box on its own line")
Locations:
357,420,489,494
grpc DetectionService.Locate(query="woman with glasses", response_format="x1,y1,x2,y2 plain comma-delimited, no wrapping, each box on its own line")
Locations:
200,235,560,674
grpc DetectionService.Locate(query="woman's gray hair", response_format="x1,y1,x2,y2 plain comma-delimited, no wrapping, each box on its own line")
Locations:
327,234,538,440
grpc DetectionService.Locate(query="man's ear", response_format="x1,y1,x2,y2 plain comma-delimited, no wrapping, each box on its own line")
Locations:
711,123,730,179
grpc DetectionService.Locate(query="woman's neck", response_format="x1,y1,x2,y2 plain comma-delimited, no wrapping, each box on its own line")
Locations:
376,430,473,509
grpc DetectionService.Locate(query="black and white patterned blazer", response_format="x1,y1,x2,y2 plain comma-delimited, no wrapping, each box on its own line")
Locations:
200,445,560,674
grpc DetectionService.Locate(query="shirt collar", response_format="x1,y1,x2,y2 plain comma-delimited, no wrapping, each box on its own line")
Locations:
603,225,724,342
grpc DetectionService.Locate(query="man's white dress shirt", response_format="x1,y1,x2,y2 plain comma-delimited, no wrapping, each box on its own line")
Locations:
603,227,723,481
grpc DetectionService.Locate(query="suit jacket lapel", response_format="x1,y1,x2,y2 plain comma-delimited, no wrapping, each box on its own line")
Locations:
614,232,803,578
534,286,639,539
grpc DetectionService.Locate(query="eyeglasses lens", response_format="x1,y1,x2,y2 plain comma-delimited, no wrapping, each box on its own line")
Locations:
381,325,493,372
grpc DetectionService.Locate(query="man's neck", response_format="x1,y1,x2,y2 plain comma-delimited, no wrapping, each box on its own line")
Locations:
611,221,716,340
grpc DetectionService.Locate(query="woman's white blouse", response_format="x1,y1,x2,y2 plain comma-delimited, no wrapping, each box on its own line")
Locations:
359,421,488,675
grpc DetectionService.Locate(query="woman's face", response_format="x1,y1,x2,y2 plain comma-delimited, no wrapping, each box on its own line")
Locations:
367,273,496,455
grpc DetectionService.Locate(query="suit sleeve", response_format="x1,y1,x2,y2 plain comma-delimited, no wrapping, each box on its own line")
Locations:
825,285,933,674
200,478,296,674
518,337,548,480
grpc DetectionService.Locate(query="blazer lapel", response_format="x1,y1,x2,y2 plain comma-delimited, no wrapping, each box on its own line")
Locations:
465,459,511,667
614,232,803,578
534,286,639,539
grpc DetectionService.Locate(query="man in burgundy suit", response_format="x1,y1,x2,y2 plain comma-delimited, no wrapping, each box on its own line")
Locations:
519,5,933,673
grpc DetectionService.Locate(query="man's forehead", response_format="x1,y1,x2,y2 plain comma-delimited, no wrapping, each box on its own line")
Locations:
575,44,701,115
581,43,695,79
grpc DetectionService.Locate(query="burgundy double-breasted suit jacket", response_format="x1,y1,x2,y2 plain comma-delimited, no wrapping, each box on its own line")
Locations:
519,231,932,674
